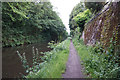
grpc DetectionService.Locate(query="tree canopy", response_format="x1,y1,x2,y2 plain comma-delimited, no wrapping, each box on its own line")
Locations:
84,1,105,14
2,2,67,47
69,2,92,36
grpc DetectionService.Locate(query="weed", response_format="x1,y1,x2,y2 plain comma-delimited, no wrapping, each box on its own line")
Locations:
17,39,70,78
73,36,120,78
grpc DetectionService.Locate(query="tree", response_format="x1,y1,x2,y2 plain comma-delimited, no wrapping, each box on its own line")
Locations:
73,9,92,33
69,2,86,32
84,1,105,14
2,2,67,47
69,2,91,36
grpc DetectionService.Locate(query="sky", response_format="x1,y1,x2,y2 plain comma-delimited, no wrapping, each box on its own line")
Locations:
50,0,81,34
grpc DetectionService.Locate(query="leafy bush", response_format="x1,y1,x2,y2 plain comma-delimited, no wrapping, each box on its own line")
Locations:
17,47,42,74
69,2,86,36
73,9,92,33
73,34,120,78
2,2,67,47
17,39,70,78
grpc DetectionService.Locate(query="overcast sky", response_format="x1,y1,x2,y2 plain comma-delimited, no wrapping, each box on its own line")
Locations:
50,0,81,34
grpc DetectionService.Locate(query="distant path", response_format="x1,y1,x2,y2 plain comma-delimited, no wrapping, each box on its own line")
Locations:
62,40,84,78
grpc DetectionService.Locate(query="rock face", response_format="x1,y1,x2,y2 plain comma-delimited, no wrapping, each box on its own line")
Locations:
84,2,120,51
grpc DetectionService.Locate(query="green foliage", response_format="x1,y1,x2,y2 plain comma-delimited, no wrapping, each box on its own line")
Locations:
70,1,120,78
69,2,86,23
17,47,42,74
73,9,92,33
17,39,70,78
17,51,29,71
69,2,92,36
48,41,57,49
73,33,120,78
2,2,67,47
69,2,86,34
84,2,105,14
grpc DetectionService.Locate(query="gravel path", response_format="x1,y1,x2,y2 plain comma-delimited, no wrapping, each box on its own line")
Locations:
62,40,84,78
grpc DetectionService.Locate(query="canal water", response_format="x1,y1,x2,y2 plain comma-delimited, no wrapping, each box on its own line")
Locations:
2,43,51,78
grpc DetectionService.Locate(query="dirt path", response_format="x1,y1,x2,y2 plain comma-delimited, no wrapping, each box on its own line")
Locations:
62,40,84,78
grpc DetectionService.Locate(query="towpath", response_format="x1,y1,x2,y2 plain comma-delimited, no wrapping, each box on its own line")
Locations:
62,40,84,78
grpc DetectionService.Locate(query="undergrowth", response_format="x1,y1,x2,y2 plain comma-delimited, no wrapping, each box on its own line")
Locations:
73,36,120,78
17,39,70,78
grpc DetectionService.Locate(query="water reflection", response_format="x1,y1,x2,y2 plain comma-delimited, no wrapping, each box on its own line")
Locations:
2,43,51,78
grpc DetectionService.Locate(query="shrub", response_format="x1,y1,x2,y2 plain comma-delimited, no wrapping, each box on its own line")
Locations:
17,39,70,78
73,35,120,78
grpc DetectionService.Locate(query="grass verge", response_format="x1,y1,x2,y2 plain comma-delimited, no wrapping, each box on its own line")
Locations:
72,37,120,78
26,39,70,78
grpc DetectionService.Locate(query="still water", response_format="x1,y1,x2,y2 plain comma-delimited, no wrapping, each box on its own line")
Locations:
2,43,51,78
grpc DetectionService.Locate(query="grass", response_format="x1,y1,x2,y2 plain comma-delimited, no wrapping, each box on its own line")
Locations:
26,39,70,78
72,38,91,77
72,37,90,61
72,37,120,78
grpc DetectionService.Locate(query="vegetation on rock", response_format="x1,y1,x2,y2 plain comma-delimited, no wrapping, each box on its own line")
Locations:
70,2,120,78
84,1,105,14
73,33,120,78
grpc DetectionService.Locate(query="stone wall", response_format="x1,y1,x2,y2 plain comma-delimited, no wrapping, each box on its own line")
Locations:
84,2,120,47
